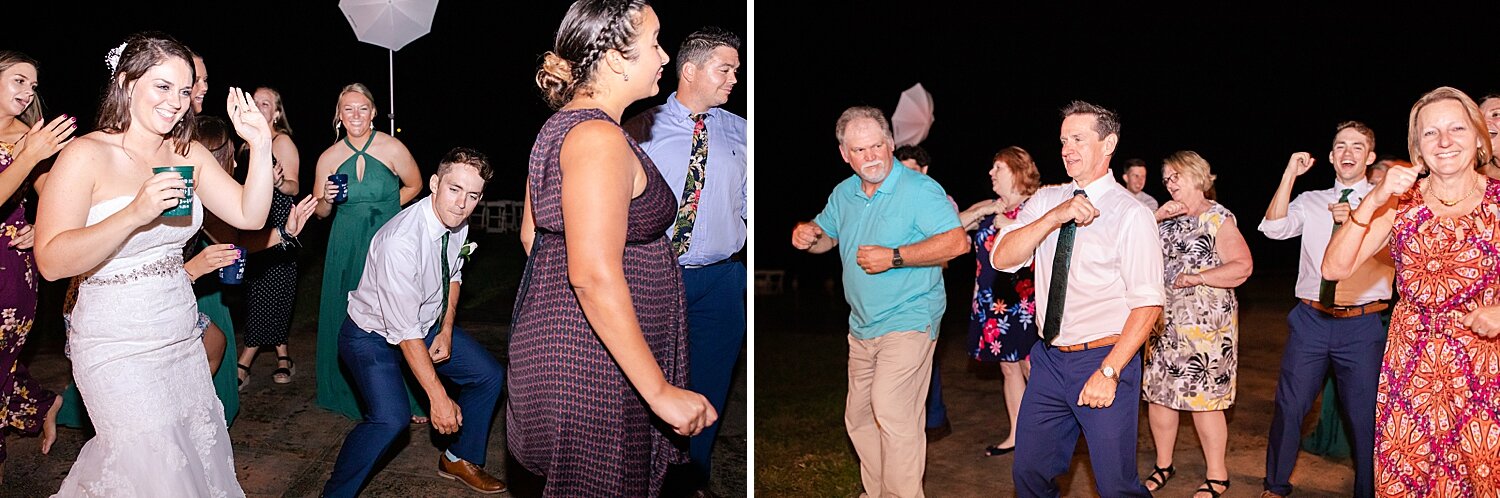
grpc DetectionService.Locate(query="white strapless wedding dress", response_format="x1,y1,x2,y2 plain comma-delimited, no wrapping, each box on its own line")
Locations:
52,197,243,497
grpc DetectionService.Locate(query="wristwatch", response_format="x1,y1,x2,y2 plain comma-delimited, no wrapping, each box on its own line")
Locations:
892,247,905,268
1100,365,1118,382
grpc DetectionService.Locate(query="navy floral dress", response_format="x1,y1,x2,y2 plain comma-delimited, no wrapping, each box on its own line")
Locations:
969,203,1038,363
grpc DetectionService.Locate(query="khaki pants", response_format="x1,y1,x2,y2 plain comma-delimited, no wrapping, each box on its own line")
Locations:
846,331,937,498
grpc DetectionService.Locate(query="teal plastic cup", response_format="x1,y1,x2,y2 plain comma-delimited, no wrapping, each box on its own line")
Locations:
152,166,195,217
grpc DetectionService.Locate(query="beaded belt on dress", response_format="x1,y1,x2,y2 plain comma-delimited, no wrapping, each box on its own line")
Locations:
80,254,184,286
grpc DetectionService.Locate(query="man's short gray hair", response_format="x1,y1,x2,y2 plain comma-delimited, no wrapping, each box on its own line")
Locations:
835,106,893,145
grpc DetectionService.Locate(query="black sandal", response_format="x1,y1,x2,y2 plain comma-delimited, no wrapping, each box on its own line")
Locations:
982,443,1015,457
237,362,252,391
273,356,296,384
1142,464,1175,492
1195,478,1230,498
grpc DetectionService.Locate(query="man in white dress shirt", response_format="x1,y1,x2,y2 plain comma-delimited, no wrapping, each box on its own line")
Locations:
323,148,506,497
1257,122,1392,498
992,101,1163,497
1122,158,1160,211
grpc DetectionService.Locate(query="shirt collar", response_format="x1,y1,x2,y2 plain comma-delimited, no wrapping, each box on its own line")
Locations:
666,91,715,121
1072,172,1121,198
871,156,909,197
418,196,455,242
1332,178,1373,197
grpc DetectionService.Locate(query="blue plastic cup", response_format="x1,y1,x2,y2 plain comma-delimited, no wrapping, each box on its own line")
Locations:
219,246,246,285
330,173,349,204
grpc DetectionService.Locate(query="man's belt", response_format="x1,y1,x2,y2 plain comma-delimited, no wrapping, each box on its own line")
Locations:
683,250,745,269
1053,334,1120,353
1300,299,1389,319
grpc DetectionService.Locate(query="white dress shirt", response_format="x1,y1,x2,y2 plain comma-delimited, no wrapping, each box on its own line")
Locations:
348,196,467,344
1133,190,1160,211
997,175,1166,347
1257,179,1394,305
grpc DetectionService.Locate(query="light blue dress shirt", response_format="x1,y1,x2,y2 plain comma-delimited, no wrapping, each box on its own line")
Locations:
624,92,747,267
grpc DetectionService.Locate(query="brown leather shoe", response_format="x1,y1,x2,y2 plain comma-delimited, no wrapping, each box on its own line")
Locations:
1260,491,1286,498
438,455,507,494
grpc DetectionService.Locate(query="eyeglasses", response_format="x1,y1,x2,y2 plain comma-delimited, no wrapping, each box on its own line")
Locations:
1162,174,1181,186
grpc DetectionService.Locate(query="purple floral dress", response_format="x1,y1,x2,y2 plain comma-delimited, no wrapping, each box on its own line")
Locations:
0,141,54,464
969,203,1039,362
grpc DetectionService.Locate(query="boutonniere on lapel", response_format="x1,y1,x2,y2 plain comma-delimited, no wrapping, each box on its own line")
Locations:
459,241,478,260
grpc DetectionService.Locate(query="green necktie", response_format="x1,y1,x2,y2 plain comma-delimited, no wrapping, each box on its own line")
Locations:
439,231,450,318
1042,189,1087,344
1318,188,1354,307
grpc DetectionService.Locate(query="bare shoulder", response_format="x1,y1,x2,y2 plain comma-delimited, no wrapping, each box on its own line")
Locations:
52,132,117,172
316,138,352,165
372,132,412,156
563,119,629,149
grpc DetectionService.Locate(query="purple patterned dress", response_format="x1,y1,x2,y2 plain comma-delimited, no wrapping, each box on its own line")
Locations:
508,109,689,497
0,141,54,464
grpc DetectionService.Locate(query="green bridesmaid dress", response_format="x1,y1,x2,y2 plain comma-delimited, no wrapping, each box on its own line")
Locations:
315,133,424,420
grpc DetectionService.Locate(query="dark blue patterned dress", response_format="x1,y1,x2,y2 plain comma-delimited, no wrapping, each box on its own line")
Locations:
969,204,1038,363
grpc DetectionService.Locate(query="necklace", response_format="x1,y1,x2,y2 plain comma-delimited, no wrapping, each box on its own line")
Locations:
1428,174,1481,207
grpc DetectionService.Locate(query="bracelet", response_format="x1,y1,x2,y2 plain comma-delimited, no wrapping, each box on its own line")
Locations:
1348,214,1371,228
277,225,301,249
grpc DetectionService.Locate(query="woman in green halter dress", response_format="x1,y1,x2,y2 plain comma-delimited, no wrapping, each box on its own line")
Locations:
312,83,422,420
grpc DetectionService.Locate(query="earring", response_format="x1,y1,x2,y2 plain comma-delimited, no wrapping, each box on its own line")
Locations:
623,73,630,82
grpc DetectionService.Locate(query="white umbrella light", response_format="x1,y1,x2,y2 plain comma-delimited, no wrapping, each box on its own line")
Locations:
339,0,439,134
892,83,934,147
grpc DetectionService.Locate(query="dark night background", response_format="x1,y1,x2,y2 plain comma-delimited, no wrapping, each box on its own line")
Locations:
758,2,1500,290
9,0,747,206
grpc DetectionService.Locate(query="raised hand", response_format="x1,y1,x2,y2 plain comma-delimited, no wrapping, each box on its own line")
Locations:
284,195,318,237
225,87,271,147
126,171,187,226
791,221,823,250
1370,162,1419,206
12,115,77,169
1285,152,1315,178
1047,193,1099,227
1156,200,1187,221
1328,201,1352,224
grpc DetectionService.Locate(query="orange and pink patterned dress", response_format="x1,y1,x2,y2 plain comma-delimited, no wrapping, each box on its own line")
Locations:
1378,177,1500,497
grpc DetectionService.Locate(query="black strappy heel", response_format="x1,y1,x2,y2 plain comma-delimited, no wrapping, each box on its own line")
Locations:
1142,464,1175,492
1195,478,1230,498
237,362,251,391
272,356,296,384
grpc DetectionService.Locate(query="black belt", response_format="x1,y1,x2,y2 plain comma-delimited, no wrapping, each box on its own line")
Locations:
685,252,744,269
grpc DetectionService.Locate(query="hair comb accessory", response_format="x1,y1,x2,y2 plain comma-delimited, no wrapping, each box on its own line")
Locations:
105,41,127,74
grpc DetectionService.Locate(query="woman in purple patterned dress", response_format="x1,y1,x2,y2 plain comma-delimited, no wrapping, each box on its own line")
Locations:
508,1,716,496
960,146,1041,457
0,51,74,482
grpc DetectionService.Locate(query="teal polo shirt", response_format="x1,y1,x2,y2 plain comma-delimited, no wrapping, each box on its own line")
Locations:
814,162,960,340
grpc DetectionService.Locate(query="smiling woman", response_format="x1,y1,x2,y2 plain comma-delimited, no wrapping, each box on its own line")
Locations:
33,30,275,497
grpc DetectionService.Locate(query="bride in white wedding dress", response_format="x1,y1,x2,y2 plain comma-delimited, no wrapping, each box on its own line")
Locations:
32,32,275,497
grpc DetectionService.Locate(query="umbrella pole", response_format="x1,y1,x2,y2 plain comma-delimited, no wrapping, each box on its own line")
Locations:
389,49,396,135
